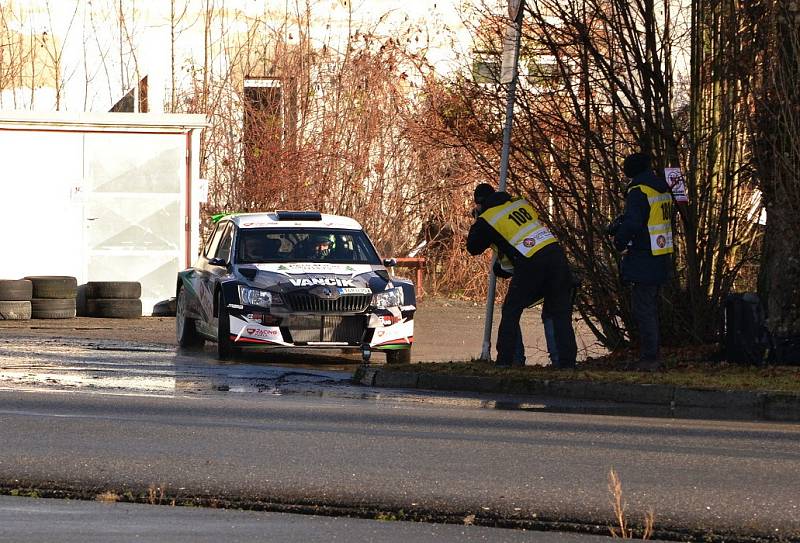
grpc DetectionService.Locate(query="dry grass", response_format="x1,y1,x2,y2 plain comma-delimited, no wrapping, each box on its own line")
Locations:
94,491,120,503
147,484,175,506
380,358,800,394
608,468,654,540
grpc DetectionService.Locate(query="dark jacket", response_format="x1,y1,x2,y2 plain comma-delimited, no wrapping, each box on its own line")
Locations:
614,170,673,285
467,191,562,271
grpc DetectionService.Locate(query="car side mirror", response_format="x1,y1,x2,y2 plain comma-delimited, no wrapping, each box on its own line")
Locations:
208,257,227,267
383,258,397,268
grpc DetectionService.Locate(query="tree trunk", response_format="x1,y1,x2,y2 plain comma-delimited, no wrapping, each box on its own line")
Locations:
759,205,800,340
755,0,800,361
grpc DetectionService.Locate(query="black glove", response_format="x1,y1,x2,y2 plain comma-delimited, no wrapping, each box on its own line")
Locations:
605,216,623,237
471,207,481,219
493,260,513,279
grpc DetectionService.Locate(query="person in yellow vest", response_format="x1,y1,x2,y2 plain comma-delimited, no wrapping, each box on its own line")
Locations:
611,152,674,371
467,183,577,368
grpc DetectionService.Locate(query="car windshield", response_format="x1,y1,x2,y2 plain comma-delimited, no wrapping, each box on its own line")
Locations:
235,228,381,265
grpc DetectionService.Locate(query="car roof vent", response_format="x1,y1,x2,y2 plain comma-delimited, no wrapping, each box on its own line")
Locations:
275,210,322,221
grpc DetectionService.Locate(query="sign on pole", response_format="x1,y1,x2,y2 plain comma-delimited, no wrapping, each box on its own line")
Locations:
500,24,519,84
664,167,689,203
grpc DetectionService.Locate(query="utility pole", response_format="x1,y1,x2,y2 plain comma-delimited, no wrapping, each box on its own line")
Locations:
480,0,525,361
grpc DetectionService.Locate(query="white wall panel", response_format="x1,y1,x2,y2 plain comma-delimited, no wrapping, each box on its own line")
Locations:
0,113,205,315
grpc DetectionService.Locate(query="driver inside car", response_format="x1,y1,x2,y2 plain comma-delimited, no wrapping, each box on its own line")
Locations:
310,235,332,260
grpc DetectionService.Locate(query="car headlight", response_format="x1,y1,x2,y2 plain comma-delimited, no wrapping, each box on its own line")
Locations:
372,287,404,309
238,286,282,307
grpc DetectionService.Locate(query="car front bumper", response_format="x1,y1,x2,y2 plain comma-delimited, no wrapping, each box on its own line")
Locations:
224,303,414,350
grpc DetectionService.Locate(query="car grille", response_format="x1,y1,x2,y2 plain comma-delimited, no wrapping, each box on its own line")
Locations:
286,315,366,344
284,292,371,313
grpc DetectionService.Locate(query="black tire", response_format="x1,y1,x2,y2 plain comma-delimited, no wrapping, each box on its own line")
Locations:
31,298,76,319
386,348,411,365
85,298,142,319
176,287,204,348
153,297,177,317
0,301,31,320
216,291,238,360
85,281,141,300
0,280,32,301
23,276,78,299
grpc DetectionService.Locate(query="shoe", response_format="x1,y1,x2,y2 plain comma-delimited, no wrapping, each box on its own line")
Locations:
494,361,512,368
552,361,576,370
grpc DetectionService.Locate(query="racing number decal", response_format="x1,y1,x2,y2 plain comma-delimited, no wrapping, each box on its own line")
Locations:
507,207,533,226
660,202,671,221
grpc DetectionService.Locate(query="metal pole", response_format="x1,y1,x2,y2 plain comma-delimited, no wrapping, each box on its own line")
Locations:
480,3,525,361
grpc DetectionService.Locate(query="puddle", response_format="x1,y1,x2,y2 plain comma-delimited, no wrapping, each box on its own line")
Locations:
0,337,355,397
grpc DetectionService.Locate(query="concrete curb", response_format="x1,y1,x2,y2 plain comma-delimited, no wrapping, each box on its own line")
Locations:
353,368,800,422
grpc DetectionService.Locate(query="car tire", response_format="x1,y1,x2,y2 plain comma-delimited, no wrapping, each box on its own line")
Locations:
0,301,32,320
85,281,142,299
85,298,142,319
153,297,177,317
0,280,33,301
216,291,238,360
385,348,411,365
23,276,78,299
31,298,76,319
176,287,204,348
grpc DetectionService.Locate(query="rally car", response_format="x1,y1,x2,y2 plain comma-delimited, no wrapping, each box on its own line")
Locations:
175,211,415,363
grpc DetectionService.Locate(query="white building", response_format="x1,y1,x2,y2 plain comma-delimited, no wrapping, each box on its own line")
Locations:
0,111,206,314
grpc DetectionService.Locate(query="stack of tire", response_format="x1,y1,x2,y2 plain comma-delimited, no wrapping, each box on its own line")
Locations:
0,279,33,320
24,276,78,319
84,281,142,319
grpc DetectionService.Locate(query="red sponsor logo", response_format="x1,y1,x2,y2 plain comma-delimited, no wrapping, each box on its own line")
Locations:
656,235,666,248
379,315,401,326
522,237,536,248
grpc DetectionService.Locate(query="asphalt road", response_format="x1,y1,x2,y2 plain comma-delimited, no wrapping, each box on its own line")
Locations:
0,389,797,541
0,495,621,543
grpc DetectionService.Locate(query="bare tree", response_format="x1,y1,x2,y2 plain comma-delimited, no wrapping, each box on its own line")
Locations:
417,0,763,350
0,5,31,106
749,0,800,361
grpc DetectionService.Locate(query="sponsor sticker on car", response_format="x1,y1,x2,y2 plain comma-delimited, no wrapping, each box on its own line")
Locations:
339,287,372,295
244,326,281,338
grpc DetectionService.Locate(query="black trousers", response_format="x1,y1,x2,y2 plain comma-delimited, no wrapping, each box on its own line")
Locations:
496,247,577,367
631,283,660,360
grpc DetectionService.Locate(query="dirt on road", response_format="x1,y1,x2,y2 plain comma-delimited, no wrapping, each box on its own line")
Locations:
0,298,603,364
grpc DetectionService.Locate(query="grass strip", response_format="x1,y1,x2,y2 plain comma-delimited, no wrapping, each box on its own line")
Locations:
380,359,800,394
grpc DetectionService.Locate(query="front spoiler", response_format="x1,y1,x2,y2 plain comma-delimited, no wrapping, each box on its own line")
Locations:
225,304,414,350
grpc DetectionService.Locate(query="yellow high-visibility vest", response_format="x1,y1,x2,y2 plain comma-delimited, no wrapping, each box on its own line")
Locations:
630,184,674,256
480,198,557,258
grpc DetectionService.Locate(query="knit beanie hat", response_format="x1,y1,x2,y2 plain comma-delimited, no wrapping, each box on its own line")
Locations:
473,183,496,204
622,153,651,178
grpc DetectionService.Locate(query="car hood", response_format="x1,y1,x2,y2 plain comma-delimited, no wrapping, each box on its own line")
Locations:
237,263,391,293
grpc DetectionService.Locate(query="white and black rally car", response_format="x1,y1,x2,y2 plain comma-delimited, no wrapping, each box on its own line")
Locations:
175,211,414,363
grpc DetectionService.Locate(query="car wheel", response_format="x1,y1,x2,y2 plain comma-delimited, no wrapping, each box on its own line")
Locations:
216,291,238,360
176,287,204,348
385,348,411,365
